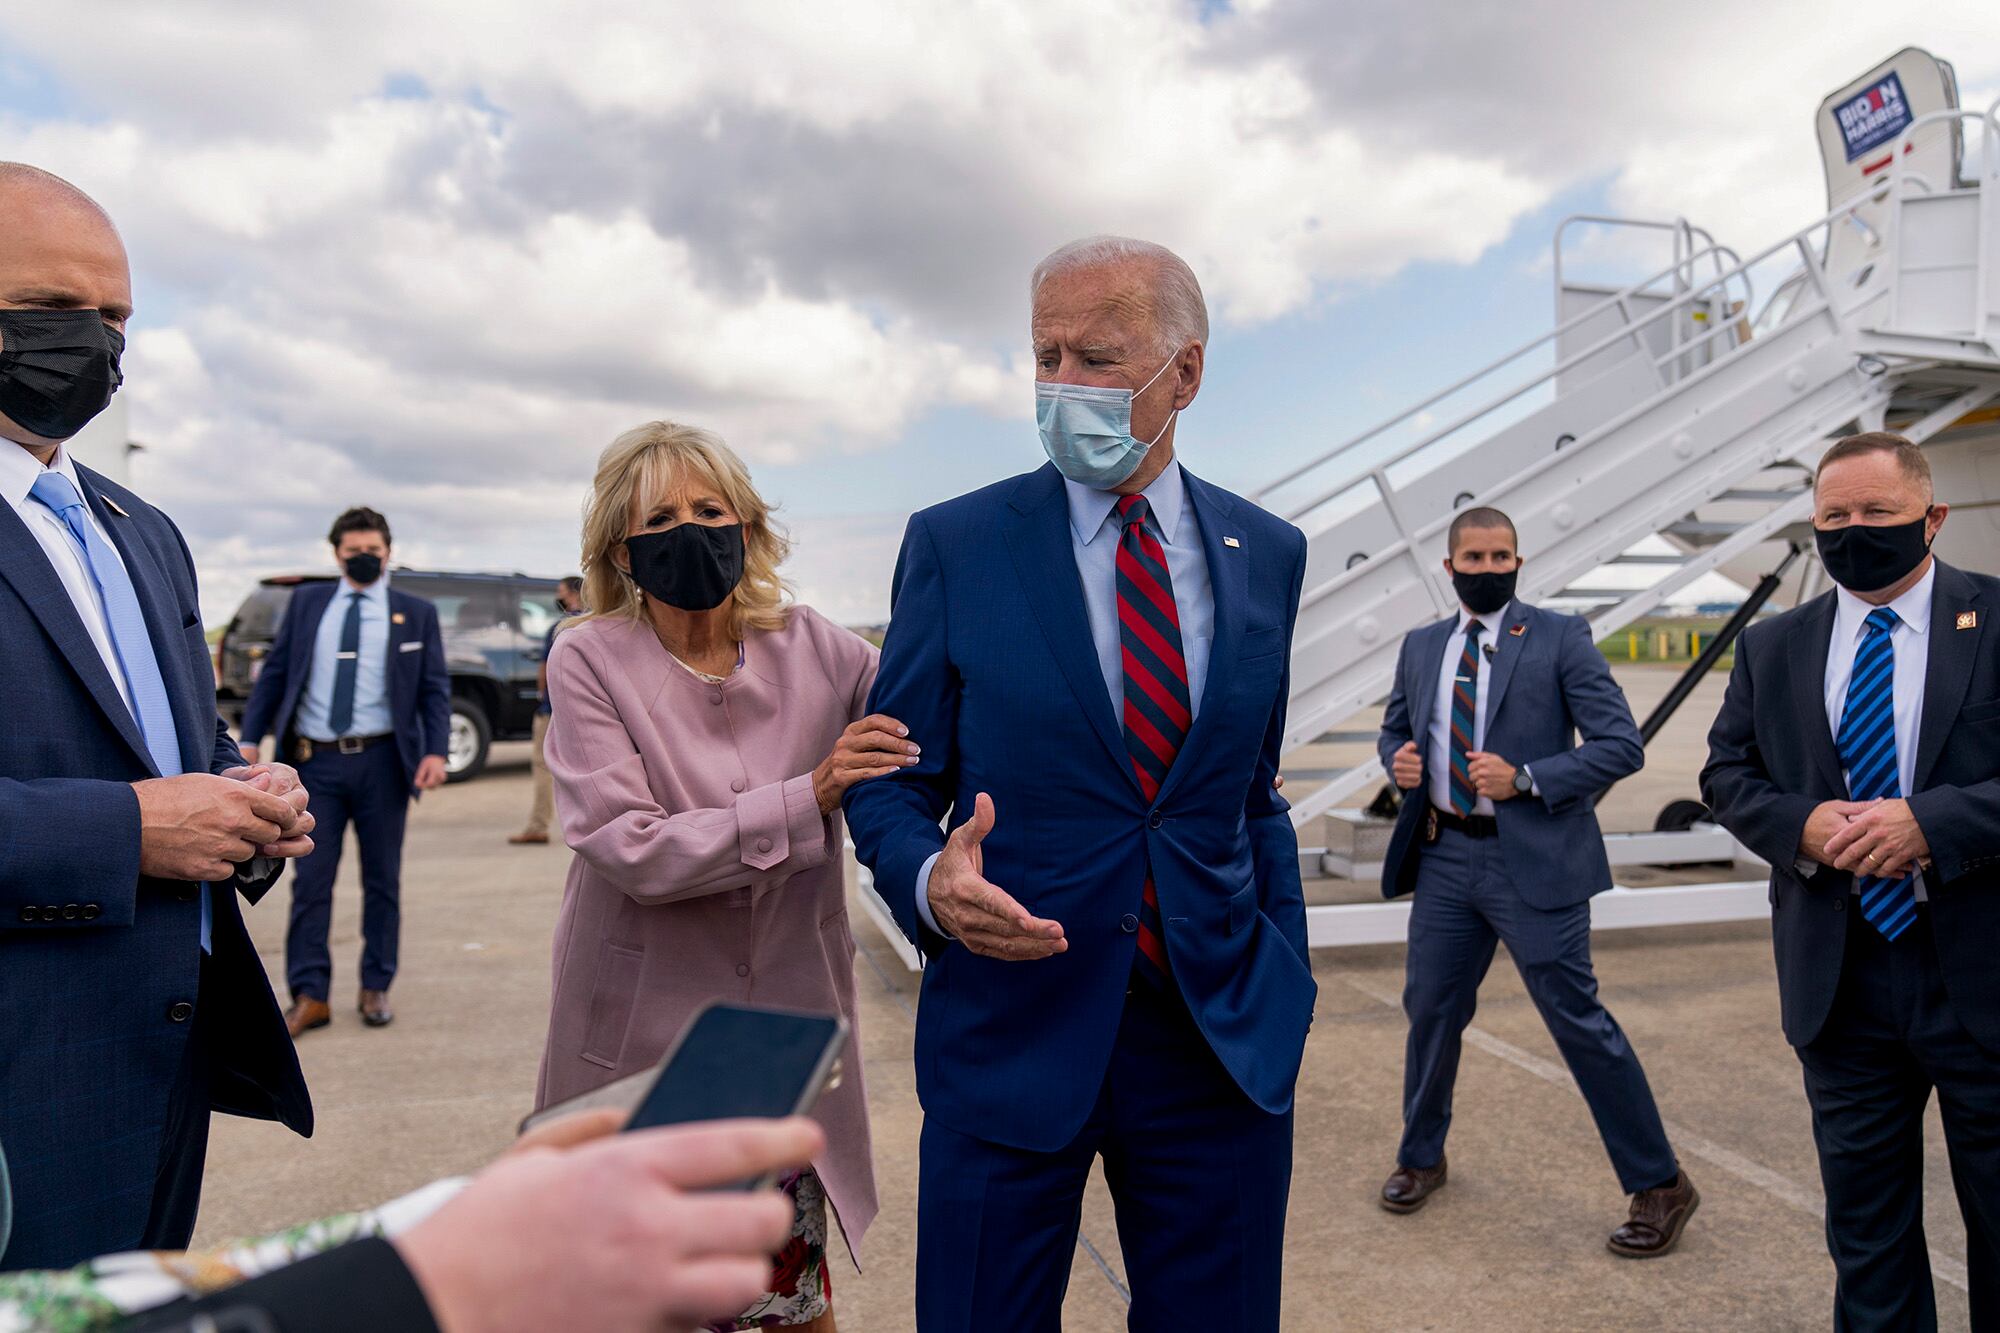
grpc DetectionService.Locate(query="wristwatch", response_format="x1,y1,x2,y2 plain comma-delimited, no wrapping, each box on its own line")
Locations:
1512,766,1534,796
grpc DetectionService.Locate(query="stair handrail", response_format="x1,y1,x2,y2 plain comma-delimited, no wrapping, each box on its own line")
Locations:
1251,236,1755,504
1262,178,1912,533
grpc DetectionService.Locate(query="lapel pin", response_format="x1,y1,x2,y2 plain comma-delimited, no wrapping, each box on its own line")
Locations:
392,612,407,625
1958,611,1978,630
1223,536,1241,549
102,497,130,518
1509,623,1526,637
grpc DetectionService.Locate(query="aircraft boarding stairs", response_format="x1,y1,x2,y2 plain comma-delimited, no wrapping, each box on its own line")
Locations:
1271,99,2000,947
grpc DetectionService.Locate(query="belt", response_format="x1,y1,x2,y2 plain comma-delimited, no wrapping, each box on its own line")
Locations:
295,733,393,761
1428,806,1498,840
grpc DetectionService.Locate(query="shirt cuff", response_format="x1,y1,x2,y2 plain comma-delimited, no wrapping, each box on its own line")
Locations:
916,850,949,938
1522,764,1541,799
1794,857,1821,879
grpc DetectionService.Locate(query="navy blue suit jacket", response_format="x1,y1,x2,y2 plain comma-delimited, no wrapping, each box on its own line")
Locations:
1702,559,2000,1050
844,463,1316,1152
1376,600,1644,910
238,581,451,794
0,464,311,1271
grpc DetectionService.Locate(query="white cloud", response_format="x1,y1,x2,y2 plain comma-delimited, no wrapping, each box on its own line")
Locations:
3,2,1997,625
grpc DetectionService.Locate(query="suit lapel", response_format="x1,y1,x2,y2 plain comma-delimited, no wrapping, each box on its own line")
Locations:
1789,592,1846,797
1481,600,1531,721
1001,465,1137,791
1155,472,1243,805
77,467,204,774
1411,618,1454,742
1914,560,1983,790
0,489,157,772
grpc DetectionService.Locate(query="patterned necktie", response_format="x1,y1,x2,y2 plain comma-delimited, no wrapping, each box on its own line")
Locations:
1447,620,1485,817
1838,606,1916,940
326,591,365,738
30,470,207,953
1116,494,1187,984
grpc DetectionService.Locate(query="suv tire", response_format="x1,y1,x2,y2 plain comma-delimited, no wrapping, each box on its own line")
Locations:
446,696,493,783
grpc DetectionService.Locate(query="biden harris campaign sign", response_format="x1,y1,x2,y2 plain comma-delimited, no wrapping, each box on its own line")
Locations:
1834,71,1913,164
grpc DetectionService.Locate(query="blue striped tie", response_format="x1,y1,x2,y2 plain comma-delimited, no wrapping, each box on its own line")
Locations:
1837,606,1915,941
30,470,207,953
1447,621,1484,817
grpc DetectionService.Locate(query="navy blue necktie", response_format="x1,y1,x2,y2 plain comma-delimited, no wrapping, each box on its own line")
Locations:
1838,606,1916,940
326,591,364,738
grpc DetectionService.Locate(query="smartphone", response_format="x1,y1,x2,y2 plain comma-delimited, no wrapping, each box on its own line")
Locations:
521,1002,847,1186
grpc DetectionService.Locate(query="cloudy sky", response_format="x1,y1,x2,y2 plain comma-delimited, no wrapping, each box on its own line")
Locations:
4,2,1997,624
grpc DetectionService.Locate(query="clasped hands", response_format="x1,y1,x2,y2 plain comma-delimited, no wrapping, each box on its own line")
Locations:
1390,741,1521,800
1802,798,1930,878
134,762,316,882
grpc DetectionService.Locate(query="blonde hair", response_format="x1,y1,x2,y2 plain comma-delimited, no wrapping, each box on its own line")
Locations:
576,421,792,639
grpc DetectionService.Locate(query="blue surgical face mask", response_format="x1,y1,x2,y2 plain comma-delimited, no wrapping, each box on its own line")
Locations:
1035,351,1180,490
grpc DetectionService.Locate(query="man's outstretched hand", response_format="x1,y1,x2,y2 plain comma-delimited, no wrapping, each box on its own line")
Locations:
925,793,1066,960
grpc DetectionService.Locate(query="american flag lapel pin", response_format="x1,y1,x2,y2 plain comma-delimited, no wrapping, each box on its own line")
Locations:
1223,536,1241,549
392,612,407,625
1958,611,1978,630
1509,623,1526,637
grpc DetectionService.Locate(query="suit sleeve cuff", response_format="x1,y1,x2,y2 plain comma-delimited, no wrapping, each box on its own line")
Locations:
736,775,831,874
915,850,949,937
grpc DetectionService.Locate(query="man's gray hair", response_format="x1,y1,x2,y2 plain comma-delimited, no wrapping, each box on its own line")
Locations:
1030,235,1210,354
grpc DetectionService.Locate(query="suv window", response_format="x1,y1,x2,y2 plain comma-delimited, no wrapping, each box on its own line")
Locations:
518,588,562,641
398,578,511,634
232,585,299,642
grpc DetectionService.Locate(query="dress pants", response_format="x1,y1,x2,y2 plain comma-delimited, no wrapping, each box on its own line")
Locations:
139,954,212,1251
524,712,555,838
1798,905,2000,1331
915,980,1293,1333
1399,825,1678,1194
287,743,410,1002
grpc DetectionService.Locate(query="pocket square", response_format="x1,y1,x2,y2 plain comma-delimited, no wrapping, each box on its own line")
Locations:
398,640,423,652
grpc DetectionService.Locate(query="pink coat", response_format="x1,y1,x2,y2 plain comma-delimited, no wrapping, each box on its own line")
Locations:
535,606,880,1254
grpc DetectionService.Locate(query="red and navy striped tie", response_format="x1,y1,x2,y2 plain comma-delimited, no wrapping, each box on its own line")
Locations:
1447,620,1484,817
1116,494,1188,984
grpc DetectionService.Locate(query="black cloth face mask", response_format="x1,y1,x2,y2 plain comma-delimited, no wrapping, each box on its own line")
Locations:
1451,567,1518,616
1814,514,1934,594
343,553,384,586
0,308,125,440
625,522,745,612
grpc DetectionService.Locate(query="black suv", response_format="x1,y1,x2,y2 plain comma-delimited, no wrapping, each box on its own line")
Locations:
215,569,565,783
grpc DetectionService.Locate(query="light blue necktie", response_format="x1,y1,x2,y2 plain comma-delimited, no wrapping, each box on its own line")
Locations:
1837,606,1914,941
30,470,208,953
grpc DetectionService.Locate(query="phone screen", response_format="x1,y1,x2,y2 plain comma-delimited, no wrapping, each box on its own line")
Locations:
626,1005,844,1133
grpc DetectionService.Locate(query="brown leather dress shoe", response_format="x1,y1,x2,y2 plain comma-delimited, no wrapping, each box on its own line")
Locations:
285,996,331,1039
507,831,550,845
358,989,395,1028
1380,1156,1447,1213
1609,1169,1699,1258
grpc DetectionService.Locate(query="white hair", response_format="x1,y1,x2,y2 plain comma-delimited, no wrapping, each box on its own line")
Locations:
1030,235,1209,354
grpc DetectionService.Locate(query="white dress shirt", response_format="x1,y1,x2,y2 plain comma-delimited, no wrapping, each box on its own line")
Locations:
1426,605,1512,816
915,461,1217,935
295,574,395,741
1824,561,1932,799
0,441,134,711
1819,561,1934,896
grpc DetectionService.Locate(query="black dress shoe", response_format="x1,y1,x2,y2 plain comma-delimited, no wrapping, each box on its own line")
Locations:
1380,1156,1448,1213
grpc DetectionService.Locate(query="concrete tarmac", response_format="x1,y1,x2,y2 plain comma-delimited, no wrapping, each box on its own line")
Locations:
196,665,1976,1330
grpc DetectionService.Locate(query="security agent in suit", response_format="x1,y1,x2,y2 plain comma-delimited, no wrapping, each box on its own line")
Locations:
239,507,451,1036
1703,432,2000,1329
1374,506,1698,1256
0,163,315,1270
